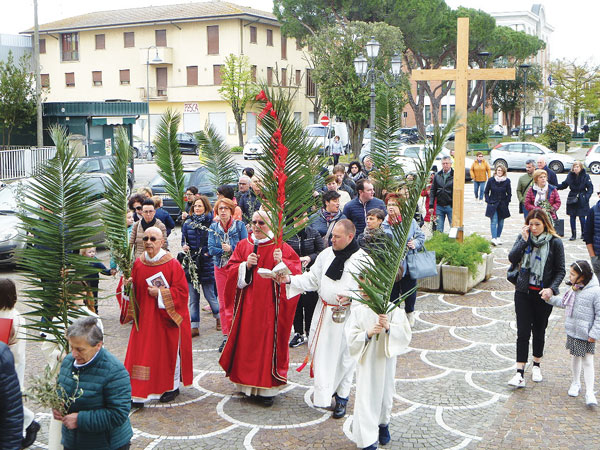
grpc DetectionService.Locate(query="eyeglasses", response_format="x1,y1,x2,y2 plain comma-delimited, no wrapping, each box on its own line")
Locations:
142,209,154,214
142,236,158,242
252,220,266,226
135,206,143,211
238,182,248,185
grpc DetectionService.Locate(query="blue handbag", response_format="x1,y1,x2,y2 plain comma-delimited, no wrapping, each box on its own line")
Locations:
406,246,438,280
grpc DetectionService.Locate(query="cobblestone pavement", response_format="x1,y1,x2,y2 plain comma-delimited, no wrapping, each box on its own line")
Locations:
10,172,599,449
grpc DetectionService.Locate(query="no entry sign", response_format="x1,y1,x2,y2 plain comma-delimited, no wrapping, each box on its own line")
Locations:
320,116,330,127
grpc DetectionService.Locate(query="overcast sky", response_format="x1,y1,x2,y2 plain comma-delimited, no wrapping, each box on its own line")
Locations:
3,0,598,64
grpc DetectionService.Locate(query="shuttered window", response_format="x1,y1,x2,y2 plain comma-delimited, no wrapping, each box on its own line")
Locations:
65,72,75,87
296,39,301,51
213,65,222,85
266,29,273,46
306,69,316,97
41,73,49,88
187,66,198,86
124,32,135,48
207,26,219,54
92,71,102,86
155,29,167,47
251,65,257,83
95,34,105,50
39,38,46,54
295,70,301,86
267,67,273,86
156,67,167,96
61,33,79,61
250,26,257,43
281,68,287,86
281,35,287,59
119,69,130,85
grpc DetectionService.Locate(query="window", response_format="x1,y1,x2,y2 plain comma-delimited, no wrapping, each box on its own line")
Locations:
296,39,301,51
295,69,301,86
155,29,167,47
187,66,198,86
95,34,105,50
39,38,46,54
294,112,301,123
250,26,257,44
213,65,222,85
156,67,167,96
424,105,431,124
124,32,135,48
207,25,219,54
251,65,257,83
92,71,102,86
41,73,49,88
281,68,287,86
441,107,447,123
266,29,273,46
61,33,79,61
119,69,130,85
306,69,316,97
267,67,273,86
281,35,287,59
65,72,75,87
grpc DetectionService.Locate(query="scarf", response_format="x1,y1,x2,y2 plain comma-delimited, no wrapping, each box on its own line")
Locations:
219,217,233,233
562,283,584,317
190,213,211,228
494,175,507,183
325,238,360,281
321,209,340,223
386,213,402,225
140,217,156,231
521,232,553,286
533,184,548,206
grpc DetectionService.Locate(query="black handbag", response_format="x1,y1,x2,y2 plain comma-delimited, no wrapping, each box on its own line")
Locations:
554,218,565,237
566,194,579,205
507,263,519,285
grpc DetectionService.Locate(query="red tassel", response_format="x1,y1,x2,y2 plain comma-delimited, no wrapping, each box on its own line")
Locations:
296,354,309,372
309,363,314,378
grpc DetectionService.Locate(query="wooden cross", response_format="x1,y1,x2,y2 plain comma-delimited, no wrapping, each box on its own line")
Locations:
411,17,516,241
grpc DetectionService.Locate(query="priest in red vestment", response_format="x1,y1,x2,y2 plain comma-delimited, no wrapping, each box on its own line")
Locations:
219,211,301,405
124,226,193,405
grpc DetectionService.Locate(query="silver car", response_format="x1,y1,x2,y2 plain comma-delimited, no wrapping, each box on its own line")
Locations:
490,141,574,173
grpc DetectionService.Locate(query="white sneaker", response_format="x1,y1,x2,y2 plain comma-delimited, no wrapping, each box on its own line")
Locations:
407,312,415,327
491,238,498,246
496,238,503,245
532,366,543,382
508,372,526,388
568,383,580,397
585,392,598,406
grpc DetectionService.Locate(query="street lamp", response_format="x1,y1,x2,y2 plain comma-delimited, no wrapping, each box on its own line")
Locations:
478,51,491,117
519,63,531,139
146,46,162,156
353,37,402,130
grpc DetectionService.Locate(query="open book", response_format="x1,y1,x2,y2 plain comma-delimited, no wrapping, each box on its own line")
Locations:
257,261,292,279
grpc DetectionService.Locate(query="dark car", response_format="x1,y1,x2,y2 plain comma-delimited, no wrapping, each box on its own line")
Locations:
76,156,134,196
177,133,199,155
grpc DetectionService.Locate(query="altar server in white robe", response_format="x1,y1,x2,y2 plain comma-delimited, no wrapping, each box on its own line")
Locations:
346,303,411,449
280,219,369,418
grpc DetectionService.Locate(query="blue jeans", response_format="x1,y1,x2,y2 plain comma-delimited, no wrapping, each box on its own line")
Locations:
188,281,219,328
490,212,504,239
473,181,485,200
436,205,452,233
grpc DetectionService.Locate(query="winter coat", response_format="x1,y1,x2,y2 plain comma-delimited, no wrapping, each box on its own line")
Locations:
429,169,454,208
469,160,491,182
285,226,325,268
516,173,534,205
584,201,600,254
58,347,133,450
524,184,561,219
484,177,512,220
541,165,558,187
547,275,600,342
343,197,387,236
129,218,168,259
238,191,262,223
382,217,426,277
557,170,593,217
508,234,565,295
182,213,215,284
339,177,357,199
154,207,175,236
208,219,248,267
310,209,347,246
0,342,23,450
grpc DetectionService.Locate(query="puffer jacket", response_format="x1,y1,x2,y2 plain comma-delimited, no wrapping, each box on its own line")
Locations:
310,209,347,247
285,226,325,268
0,342,23,450
58,347,133,450
547,275,600,341
182,213,215,284
524,184,561,219
129,218,168,259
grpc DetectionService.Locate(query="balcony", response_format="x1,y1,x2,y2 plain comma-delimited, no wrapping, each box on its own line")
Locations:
139,47,173,65
139,87,168,101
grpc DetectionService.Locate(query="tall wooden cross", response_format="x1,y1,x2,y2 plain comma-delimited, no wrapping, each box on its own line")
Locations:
411,17,516,241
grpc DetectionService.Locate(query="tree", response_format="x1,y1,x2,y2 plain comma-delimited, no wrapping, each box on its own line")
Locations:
549,59,600,134
218,54,259,147
0,51,37,147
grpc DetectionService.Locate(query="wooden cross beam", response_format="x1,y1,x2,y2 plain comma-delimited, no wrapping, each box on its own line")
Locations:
411,17,516,241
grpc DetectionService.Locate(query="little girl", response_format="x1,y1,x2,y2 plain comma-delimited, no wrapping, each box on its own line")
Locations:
81,245,115,314
543,260,600,406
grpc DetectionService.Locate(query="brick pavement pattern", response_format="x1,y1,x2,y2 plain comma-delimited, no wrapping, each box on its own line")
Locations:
19,189,599,449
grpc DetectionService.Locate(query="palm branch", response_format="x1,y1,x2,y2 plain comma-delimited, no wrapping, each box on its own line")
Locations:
17,125,103,353
253,85,324,243
196,124,239,187
353,115,459,316
368,115,405,196
101,126,138,329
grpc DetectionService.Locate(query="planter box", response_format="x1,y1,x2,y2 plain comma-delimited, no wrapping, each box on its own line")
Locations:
417,263,442,292
441,259,486,294
484,253,494,281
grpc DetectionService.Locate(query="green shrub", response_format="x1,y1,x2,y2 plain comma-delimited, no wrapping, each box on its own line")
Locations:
463,233,492,254
467,112,493,144
585,122,600,142
542,121,572,150
425,232,485,278
231,146,243,153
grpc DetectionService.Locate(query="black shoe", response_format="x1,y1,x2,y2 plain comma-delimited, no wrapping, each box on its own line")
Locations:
159,388,180,403
332,395,347,419
131,400,145,409
21,420,40,448
362,443,378,450
569,235,577,241
379,424,391,445
218,337,227,353
289,333,306,348
258,395,274,407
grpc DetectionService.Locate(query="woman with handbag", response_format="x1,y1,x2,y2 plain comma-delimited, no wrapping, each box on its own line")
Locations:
557,161,593,240
484,165,511,246
382,193,425,327
524,169,561,222
507,209,565,388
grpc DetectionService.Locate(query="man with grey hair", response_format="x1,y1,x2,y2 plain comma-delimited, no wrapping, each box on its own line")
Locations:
536,156,558,187
517,159,536,219
429,156,454,233
235,175,252,203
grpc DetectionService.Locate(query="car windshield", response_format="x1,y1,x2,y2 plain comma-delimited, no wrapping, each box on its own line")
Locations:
0,180,36,213
248,136,261,144
306,127,327,137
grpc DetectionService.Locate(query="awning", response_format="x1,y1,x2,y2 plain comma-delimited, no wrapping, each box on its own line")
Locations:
91,116,137,126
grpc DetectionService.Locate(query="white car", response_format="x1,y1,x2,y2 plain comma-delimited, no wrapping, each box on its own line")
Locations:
242,136,265,160
396,144,474,181
585,143,600,174
490,141,574,173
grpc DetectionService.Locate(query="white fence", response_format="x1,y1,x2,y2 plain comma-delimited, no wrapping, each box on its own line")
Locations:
0,147,57,181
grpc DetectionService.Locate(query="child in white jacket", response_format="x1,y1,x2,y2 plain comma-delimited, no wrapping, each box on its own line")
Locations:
542,260,600,406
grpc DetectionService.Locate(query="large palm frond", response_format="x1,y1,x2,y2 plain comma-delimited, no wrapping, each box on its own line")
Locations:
354,115,459,314
154,109,186,211
196,123,239,187
17,125,103,353
368,115,405,195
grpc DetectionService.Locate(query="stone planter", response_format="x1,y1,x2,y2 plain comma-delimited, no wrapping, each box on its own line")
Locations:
484,253,494,281
417,263,442,292
441,259,487,294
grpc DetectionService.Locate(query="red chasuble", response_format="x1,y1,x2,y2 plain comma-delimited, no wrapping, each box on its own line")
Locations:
124,252,193,399
219,238,301,389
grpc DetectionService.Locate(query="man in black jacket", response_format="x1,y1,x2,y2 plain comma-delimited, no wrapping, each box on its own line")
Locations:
0,342,23,450
429,156,454,233
537,156,558,187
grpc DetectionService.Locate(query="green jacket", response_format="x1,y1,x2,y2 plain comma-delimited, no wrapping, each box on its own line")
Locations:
58,347,133,450
516,173,533,204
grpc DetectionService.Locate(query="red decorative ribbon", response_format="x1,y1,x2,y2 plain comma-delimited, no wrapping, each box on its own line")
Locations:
255,90,288,247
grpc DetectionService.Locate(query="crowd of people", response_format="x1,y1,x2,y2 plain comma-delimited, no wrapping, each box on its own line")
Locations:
4,149,600,450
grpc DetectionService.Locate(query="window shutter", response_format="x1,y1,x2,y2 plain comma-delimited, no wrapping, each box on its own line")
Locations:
156,67,167,96
250,26,257,44
267,67,273,86
124,32,135,48
119,69,130,85
155,29,167,47
41,73,50,88
213,65,222,85
251,65,257,83
92,71,102,86
65,72,75,87
281,35,287,59
207,26,219,54
187,66,198,86
95,34,105,50
266,29,273,46
295,70,301,86
296,39,301,51
281,68,287,86
39,38,46,54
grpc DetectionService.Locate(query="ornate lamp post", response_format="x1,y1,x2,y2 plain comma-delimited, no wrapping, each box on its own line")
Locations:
353,37,402,130
519,63,531,139
146,46,162,155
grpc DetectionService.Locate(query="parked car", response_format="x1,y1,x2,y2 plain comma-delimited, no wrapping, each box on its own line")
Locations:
490,141,574,173
133,140,155,159
304,122,350,156
242,135,265,160
76,156,134,196
176,132,199,155
397,145,473,181
584,143,600,174
0,174,110,268
510,125,534,136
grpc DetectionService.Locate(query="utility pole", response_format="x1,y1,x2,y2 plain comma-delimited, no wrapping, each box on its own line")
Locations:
33,0,43,147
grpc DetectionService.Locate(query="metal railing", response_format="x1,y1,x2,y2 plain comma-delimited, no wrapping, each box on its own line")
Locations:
0,147,57,181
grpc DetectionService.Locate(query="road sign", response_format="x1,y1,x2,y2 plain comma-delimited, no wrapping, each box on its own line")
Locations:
320,116,330,127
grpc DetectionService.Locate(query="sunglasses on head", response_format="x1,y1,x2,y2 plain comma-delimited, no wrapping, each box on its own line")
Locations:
252,220,266,226
142,236,158,242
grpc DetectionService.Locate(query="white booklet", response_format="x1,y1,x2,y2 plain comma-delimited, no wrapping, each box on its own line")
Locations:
146,271,170,289
257,261,292,279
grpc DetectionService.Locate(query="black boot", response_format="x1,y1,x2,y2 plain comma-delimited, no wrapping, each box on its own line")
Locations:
570,232,577,241
21,421,41,448
332,393,348,419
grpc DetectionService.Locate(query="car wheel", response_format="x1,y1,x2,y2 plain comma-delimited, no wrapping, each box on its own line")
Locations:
549,161,564,173
243,156,248,160
134,147,140,159
194,146,199,156
589,162,600,175
494,159,508,170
